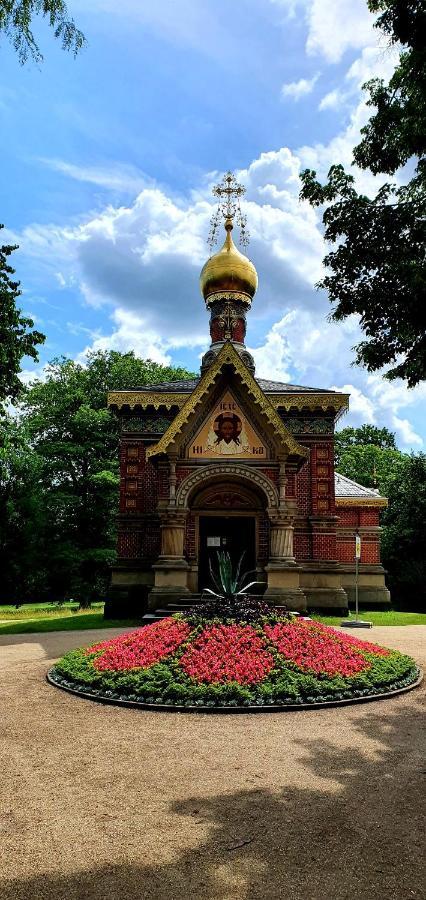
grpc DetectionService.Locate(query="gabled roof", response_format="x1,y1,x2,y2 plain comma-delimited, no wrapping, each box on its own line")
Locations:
335,472,388,507
133,376,332,394
146,342,309,464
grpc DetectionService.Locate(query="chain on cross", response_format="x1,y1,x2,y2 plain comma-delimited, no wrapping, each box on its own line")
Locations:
208,171,250,251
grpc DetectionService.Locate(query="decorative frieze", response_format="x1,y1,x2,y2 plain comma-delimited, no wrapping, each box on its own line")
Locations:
121,415,173,433
283,417,334,434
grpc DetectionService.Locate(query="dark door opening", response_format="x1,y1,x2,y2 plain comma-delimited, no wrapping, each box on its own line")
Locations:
198,516,256,594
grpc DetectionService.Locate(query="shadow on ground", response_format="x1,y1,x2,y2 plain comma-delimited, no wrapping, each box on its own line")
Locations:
1,700,424,900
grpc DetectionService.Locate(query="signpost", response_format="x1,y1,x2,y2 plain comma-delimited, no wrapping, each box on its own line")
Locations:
341,530,373,629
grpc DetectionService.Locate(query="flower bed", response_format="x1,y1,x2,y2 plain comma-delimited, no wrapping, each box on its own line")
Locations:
49,614,420,710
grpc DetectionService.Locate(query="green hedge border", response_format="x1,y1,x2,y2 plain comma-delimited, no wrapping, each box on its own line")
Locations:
47,666,422,713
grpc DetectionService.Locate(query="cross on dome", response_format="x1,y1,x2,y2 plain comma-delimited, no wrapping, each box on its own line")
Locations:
208,171,250,250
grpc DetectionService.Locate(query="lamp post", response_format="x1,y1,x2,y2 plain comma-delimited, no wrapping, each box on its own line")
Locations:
355,530,361,622
341,529,372,629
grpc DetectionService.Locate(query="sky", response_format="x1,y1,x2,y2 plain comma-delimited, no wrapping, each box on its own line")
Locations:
1,0,425,449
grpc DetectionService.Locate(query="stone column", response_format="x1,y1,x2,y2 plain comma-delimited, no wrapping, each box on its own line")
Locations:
269,518,295,562
148,509,190,609
264,507,307,612
159,514,185,558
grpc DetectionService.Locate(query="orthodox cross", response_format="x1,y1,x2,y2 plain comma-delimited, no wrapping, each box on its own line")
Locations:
208,171,249,250
216,301,240,339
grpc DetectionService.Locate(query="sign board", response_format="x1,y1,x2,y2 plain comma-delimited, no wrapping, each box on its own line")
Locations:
187,390,266,459
207,537,221,548
355,535,361,559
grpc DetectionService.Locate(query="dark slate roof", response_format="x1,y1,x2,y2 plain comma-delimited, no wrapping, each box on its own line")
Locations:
335,472,385,499
136,377,333,394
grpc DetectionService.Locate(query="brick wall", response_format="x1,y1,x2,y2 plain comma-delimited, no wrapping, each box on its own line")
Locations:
336,504,382,565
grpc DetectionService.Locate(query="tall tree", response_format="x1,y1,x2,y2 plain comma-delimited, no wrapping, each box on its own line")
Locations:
334,423,425,608
0,227,45,408
0,416,47,603
0,0,85,64
381,453,426,608
1,351,196,605
300,0,426,386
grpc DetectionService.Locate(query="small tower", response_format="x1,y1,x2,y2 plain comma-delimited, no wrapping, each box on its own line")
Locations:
199,172,258,373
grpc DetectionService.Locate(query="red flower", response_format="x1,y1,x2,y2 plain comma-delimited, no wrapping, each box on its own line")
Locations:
87,618,191,671
264,619,375,677
179,624,274,685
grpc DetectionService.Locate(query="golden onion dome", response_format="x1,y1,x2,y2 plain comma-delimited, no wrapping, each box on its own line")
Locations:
200,218,258,305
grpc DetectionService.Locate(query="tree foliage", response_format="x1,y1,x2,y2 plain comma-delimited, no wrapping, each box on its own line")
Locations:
382,453,426,608
0,227,45,408
0,351,196,605
0,0,85,64
335,424,426,608
300,0,426,386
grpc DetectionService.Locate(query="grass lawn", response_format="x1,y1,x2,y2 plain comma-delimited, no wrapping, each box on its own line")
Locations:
0,604,424,635
0,601,104,620
313,610,426,626
0,609,142,635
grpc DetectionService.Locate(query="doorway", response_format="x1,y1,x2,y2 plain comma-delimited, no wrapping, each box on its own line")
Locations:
198,516,256,594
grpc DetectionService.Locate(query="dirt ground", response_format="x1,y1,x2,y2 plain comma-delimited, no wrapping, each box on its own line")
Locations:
0,625,424,900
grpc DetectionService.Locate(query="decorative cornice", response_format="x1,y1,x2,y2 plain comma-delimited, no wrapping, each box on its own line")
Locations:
336,497,388,508
270,394,349,417
108,391,188,410
205,290,252,308
147,342,309,462
108,390,349,418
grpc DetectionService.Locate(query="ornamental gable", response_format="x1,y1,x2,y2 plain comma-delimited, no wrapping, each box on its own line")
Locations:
187,389,267,460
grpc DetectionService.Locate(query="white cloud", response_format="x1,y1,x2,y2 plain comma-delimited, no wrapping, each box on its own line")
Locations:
282,73,319,100
75,309,173,367
270,0,377,63
249,310,425,449
39,159,151,194
318,89,344,112
13,135,423,450
305,0,376,63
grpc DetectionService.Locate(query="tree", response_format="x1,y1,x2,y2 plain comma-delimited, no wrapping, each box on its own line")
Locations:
0,227,45,408
0,0,85,64
334,423,426,608
300,0,426,386
0,351,196,605
336,424,397,451
381,453,426,608
0,416,47,603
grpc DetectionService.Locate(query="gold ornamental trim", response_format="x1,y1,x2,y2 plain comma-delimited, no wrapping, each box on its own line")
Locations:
108,391,188,411
336,497,388,508
108,389,350,416
205,290,252,308
147,342,309,462
269,394,349,415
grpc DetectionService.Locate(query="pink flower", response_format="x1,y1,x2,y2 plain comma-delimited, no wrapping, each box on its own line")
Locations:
87,618,191,671
264,619,376,677
179,624,274,685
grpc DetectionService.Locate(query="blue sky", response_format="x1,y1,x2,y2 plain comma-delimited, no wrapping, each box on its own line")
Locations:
1,0,425,449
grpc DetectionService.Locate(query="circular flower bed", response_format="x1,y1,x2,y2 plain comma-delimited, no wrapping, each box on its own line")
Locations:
48,614,420,710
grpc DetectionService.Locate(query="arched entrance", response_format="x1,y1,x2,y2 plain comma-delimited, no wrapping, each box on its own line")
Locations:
188,478,269,593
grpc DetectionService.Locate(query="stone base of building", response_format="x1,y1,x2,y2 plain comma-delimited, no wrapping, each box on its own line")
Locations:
147,558,191,610
340,565,391,608
264,562,307,611
105,564,154,619
299,564,349,613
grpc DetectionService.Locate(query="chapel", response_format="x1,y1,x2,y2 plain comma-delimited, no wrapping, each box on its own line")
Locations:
107,173,390,618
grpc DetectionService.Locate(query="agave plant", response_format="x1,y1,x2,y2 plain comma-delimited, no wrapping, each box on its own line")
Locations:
205,551,260,601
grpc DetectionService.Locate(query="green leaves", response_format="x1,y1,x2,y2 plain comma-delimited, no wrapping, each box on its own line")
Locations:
300,1,426,386
0,227,45,409
0,350,195,604
0,0,86,65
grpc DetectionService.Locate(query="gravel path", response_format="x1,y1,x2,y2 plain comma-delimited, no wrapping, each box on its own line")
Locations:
0,626,424,900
